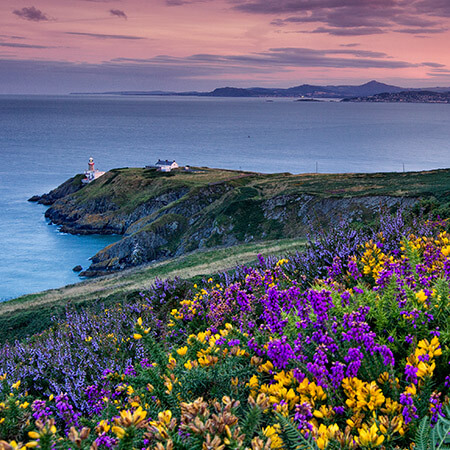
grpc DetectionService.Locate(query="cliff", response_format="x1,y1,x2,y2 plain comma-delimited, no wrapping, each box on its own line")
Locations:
28,174,85,205
30,167,450,276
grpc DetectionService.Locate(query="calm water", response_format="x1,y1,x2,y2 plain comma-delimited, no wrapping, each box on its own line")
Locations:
0,95,449,300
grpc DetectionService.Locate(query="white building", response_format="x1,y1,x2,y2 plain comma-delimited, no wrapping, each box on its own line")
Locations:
154,160,179,172
82,157,105,184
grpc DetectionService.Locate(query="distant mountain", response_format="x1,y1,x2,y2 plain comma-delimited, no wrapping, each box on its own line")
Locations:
342,90,450,103
211,81,410,98
328,80,406,96
71,81,450,99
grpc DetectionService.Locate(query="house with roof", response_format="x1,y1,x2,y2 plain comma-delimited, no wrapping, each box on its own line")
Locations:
154,160,179,172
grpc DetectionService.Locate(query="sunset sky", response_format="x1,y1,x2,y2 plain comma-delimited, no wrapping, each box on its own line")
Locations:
1,0,450,93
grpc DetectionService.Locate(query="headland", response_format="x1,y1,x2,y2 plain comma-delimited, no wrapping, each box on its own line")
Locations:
30,166,450,277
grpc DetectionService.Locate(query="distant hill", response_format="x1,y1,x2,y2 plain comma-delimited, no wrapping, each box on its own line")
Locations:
71,80,450,98
342,90,450,103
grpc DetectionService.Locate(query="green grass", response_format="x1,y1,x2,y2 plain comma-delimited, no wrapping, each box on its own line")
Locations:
72,167,260,210
64,167,450,209
0,237,305,344
9,166,449,343
61,168,450,234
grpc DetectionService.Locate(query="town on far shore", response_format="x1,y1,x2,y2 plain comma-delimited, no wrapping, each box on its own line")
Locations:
82,157,189,183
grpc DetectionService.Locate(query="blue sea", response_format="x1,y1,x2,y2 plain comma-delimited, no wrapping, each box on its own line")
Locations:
0,95,449,300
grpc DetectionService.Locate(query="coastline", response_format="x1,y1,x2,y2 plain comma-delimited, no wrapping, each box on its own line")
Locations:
28,167,449,278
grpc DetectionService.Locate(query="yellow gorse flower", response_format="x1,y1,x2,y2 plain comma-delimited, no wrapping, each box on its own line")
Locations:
361,241,386,279
405,336,442,382
184,360,194,370
247,374,259,396
112,426,126,439
167,355,177,369
355,422,385,448
314,424,329,450
263,424,284,449
275,258,289,267
115,406,147,428
342,377,385,412
0,441,29,450
95,420,111,434
442,245,450,256
158,410,172,425
416,290,428,303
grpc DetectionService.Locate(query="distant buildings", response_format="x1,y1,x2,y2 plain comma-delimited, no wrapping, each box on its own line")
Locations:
146,160,179,172
82,157,105,184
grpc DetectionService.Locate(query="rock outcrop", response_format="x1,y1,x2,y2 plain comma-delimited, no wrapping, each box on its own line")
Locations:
28,175,85,205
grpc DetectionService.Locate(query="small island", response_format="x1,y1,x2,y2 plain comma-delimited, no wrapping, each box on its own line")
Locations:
294,98,323,102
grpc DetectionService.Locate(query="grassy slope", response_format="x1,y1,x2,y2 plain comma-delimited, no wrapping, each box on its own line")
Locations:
48,167,450,245
73,167,450,205
72,167,261,211
0,238,305,343
3,167,449,343
65,167,450,250
256,168,450,199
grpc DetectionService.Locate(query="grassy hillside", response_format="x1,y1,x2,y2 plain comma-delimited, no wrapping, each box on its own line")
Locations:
0,238,305,344
0,214,448,450
11,166,449,342
39,167,450,276
60,166,450,203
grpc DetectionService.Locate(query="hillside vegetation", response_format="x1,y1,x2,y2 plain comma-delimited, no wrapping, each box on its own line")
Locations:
0,238,305,344
32,167,450,277
0,213,449,449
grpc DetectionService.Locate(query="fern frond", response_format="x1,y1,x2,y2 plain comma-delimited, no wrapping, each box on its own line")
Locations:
241,405,262,446
415,415,431,450
415,406,450,450
276,413,319,450
431,405,450,450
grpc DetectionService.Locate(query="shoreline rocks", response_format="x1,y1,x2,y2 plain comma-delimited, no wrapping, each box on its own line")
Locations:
28,174,85,205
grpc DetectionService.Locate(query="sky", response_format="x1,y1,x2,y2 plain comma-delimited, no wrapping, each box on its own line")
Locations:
1,0,450,93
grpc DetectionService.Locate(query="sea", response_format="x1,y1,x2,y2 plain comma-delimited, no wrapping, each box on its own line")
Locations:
0,95,449,301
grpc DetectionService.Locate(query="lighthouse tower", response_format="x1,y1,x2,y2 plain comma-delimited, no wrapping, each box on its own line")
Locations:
82,157,106,184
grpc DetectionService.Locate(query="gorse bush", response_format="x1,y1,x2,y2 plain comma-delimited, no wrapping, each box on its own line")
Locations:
0,214,449,449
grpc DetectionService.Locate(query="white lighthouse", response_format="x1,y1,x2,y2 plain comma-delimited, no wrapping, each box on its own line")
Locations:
82,157,105,184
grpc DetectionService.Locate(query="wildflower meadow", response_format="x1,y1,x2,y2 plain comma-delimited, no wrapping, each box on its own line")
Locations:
0,213,449,449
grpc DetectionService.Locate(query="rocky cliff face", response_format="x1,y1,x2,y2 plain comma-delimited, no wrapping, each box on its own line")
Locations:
84,193,416,276
43,188,190,235
30,167,426,276
28,174,85,205
83,216,186,276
